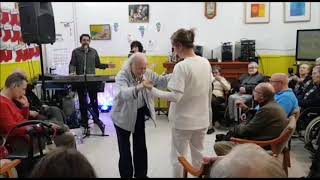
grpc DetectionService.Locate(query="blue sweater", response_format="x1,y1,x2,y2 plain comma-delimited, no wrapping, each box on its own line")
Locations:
275,89,299,117
255,89,299,117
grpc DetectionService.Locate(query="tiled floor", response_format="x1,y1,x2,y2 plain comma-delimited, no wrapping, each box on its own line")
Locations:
73,113,312,178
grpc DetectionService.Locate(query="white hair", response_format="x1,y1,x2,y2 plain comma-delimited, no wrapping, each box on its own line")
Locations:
316,57,320,65
210,143,286,178
121,52,147,71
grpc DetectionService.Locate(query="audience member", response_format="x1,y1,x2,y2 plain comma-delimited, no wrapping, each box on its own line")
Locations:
297,66,320,109
227,62,265,123
316,57,320,66
0,72,76,149
288,63,313,98
128,40,144,57
238,73,299,118
207,65,231,134
30,147,96,178
214,83,287,156
209,143,287,178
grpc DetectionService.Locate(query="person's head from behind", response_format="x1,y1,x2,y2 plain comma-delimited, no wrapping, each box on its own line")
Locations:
253,82,275,104
80,34,91,48
210,143,286,178
30,147,96,178
130,40,144,53
312,66,320,85
3,72,28,99
212,65,221,77
248,62,259,75
270,73,289,93
316,57,320,66
126,52,148,80
170,28,195,58
298,63,312,76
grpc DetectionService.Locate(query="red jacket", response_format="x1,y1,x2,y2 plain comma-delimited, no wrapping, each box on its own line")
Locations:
0,95,30,136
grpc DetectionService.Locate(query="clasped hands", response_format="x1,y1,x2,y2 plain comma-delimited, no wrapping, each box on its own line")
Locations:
141,79,154,90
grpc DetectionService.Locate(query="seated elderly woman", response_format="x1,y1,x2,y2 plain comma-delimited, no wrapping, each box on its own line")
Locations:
227,62,265,124
207,65,231,134
288,63,313,99
208,143,286,178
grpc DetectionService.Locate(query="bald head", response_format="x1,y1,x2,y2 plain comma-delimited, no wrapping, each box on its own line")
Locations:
210,143,286,178
270,73,289,93
254,82,275,102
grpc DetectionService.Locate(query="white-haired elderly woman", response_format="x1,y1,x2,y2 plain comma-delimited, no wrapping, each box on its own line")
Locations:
111,52,171,178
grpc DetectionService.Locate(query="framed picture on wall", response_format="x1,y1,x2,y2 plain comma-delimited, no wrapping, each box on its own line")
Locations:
284,2,311,23
245,2,270,24
90,24,111,40
205,2,216,19
129,4,149,23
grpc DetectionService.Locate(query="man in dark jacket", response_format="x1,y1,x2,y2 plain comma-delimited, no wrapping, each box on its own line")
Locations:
214,83,287,156
69,34,115,133
227,62,265,122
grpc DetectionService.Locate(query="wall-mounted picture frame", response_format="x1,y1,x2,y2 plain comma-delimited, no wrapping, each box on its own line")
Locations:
129,4,149,23
90,24,111,40
284,2,311,23
205,2,216,19
245,2,270,24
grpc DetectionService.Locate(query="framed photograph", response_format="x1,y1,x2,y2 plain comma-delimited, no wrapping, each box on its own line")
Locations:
245,2,270,24
129,4,149,23
90,24,111,40
205,2,216,19
284,2,311,23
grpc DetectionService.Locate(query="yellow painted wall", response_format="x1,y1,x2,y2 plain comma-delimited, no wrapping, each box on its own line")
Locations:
0,55,298,107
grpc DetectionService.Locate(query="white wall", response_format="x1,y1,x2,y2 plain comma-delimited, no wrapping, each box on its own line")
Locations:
51,2,320,59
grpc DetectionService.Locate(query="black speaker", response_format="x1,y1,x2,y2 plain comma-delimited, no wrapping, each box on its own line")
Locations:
19,2,56,44
221,42,233,61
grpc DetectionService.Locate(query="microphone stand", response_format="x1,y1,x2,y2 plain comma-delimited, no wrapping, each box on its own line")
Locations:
82,47,109,139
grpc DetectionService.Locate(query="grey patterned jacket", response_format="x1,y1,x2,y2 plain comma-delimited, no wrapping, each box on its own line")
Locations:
111,68,171,133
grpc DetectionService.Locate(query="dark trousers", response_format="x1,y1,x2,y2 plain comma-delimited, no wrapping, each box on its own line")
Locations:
114,106,149,178
76,83,99,128
211,95,226,125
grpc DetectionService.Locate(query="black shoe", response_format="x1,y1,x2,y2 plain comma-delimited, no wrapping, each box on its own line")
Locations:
207,128,215,134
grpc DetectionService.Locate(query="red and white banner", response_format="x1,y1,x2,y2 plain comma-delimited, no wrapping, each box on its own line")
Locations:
0,2,40,64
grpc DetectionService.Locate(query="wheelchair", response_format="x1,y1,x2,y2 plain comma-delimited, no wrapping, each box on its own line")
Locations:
1,120,59,178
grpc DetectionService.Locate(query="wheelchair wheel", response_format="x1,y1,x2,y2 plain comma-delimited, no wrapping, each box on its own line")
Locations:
304,116,320,150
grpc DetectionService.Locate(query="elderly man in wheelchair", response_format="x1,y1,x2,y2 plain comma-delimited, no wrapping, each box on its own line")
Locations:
0,72,76,177
295,66,320,153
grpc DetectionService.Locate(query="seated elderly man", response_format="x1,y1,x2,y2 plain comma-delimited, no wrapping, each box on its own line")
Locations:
208,143,286,178
288,63,313,99
227,62,265,123
0,72,75,148
214,83,287,156
237,73,299,118
112,52,171,178
298,65,320,109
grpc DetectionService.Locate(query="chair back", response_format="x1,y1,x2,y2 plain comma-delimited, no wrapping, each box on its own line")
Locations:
272,116,296,155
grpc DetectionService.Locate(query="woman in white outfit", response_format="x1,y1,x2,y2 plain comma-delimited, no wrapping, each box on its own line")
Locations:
144,28,213,177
